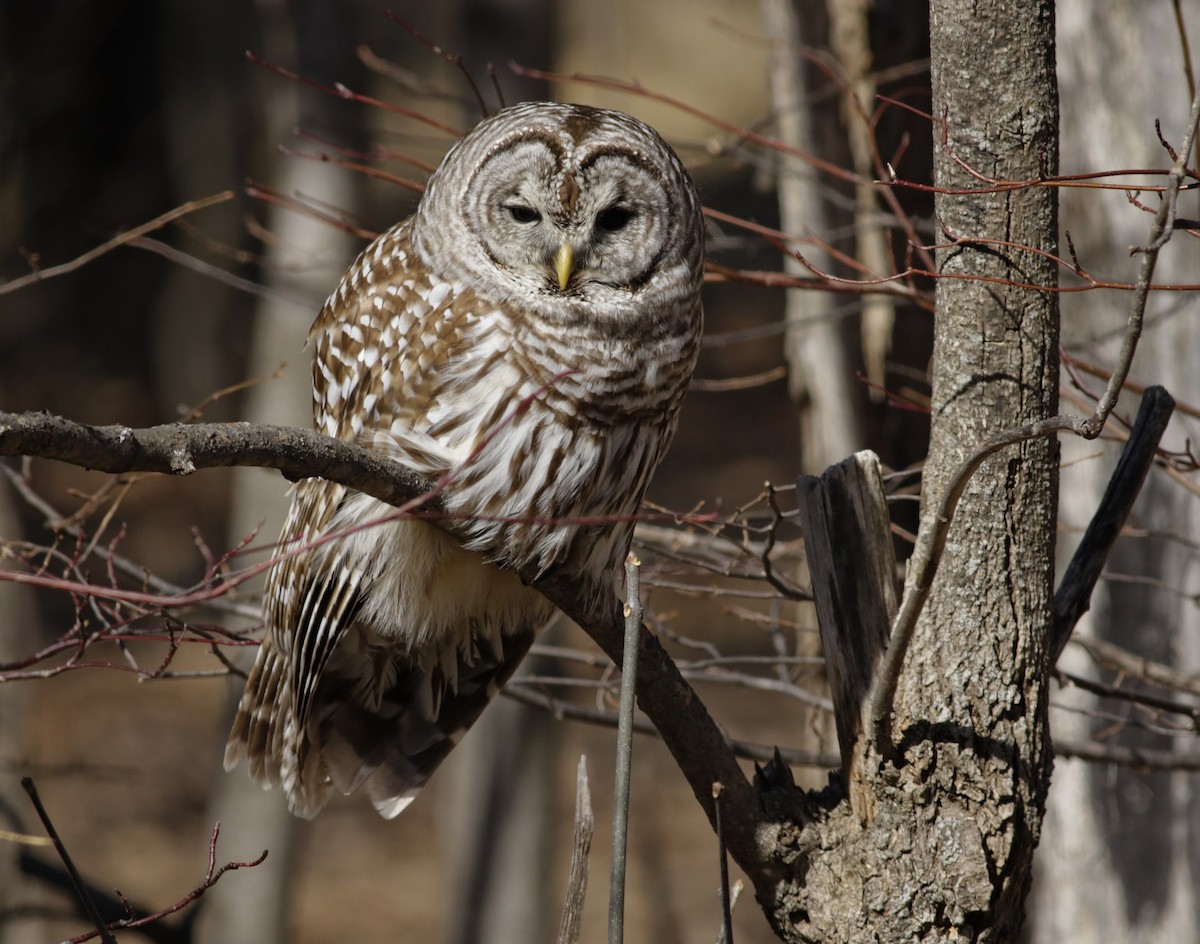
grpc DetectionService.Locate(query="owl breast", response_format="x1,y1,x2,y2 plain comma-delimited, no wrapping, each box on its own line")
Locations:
357,245,699,586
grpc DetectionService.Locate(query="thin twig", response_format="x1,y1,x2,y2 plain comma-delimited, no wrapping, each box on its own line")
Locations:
1071,635,1200,695
0,192,236,297
380,8,491,118
21,778,117,944
1056,669,1200,726
1053,736,1200,771
1083,82,1200,435
608,555,643,944
713,783,735,944
59,823,268,944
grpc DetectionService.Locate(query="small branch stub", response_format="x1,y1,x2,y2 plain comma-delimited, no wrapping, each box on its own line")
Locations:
795,451,897,815
557,755,594,944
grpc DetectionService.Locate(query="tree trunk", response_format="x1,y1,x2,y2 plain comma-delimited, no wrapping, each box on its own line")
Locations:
758,1,1060,939
898,0,1059,935
761,0,866,470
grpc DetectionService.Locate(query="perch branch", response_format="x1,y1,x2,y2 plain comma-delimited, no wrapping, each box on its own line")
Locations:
0,409,767,883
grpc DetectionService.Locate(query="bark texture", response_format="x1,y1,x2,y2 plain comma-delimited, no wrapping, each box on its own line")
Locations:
757,1,1060,940
897,0,1059,933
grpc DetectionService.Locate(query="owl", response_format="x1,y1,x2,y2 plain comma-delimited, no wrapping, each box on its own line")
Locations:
224,102,704,819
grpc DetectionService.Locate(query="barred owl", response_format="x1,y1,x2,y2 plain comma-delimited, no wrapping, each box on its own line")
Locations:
224,102,704,818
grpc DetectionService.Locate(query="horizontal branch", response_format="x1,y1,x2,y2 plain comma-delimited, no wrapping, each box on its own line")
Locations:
1053,737,1200,772
0,410,769,883
0,412,438,511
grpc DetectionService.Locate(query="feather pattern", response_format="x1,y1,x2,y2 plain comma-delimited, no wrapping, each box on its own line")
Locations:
225,102,704,818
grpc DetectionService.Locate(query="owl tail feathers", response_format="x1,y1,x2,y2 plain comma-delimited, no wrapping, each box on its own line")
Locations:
225,625,539,821
313,625,539,819
223,643,334,820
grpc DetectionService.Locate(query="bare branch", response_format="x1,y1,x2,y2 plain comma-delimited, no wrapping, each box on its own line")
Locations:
0,409,768,887
21,777,117,944
1053,737,1200,772
0,412,438,512
1083,80,1200,435
0,192,236,297
607,556,642,944
1052,386,1176,660
56,823,267,944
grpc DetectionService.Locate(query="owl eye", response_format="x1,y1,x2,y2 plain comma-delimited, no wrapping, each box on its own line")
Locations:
505,204,541,224
596,206,635,233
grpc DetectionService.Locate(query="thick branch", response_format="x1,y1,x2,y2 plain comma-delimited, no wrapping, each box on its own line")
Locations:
0,412,437,510
0,410,768,882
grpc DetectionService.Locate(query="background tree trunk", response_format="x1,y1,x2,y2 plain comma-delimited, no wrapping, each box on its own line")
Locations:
197,3,364,941
761,0,866,471
1028,4,1200,940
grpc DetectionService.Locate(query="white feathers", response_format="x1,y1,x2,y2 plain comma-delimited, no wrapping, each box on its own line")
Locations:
425,280,452,309
323,491,549,657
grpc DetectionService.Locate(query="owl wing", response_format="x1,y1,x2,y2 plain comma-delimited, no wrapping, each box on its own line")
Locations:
223,476,360,794
226,221,545,817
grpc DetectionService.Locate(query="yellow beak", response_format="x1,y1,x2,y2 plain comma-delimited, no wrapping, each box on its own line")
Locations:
554,243,574,291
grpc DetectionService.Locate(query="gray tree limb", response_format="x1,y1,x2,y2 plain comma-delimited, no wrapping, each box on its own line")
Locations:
0,409,771,894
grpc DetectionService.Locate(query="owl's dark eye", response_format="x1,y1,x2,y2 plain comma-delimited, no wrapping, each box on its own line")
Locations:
596,206,635,233
506,204,541,224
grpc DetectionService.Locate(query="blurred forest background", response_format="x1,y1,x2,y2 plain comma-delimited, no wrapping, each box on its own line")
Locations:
2,1,1199,942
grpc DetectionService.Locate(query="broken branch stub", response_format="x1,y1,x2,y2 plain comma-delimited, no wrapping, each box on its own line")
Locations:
796,451,897,778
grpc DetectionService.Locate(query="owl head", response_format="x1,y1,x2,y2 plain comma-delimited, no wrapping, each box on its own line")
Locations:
413,102,703,334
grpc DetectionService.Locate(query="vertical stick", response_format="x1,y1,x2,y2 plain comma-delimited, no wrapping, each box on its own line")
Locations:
713,782,735,944
557,755,595,944
608,554,643,944
22,777,117,944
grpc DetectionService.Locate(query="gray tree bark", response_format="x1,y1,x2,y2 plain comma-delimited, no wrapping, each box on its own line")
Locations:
897,0,1059,934
757,1,1060,939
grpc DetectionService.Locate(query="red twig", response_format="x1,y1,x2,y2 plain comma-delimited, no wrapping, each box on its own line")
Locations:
62,823,267,944
245,50,464,136
380,7,491,118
